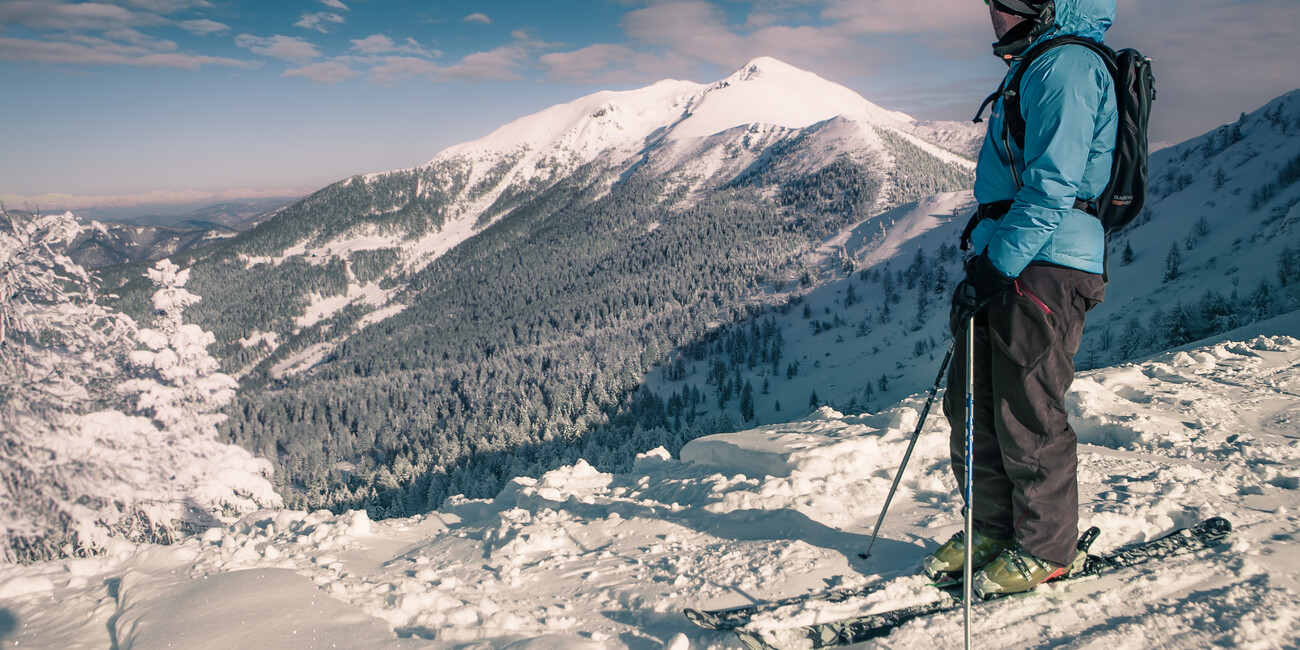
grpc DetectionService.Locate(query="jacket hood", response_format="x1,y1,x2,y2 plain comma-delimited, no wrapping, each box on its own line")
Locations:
1048,0,1115,42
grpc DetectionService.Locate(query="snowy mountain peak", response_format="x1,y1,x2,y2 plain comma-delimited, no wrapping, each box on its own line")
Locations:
434,57,921,162
727,56,808,82
671,57,915,140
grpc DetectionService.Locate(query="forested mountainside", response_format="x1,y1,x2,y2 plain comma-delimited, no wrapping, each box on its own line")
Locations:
100,58,979,517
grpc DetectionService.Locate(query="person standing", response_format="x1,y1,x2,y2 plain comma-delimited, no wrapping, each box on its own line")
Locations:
922,0,1116,597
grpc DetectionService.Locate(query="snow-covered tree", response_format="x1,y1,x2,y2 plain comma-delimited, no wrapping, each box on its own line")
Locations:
121,260,235,439
1,209,135,561
1,214,280,562
119,259,281,524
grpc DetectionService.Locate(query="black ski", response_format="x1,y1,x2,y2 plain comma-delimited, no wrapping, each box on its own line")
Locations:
683,528,1091,631
684,583,894,631
732,517,1232,650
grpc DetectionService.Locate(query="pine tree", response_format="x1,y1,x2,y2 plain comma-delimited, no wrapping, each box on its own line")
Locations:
1121,241,1135,266
914,287,929,328
1119,317,1148,358
740,381,755,421
809,391,820,411
119,260,281,529
1249,280,1273,320
1164,242,1181,282
1278,246,1297,286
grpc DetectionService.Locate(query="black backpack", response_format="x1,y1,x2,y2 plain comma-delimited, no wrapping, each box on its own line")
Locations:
975,36,1155,235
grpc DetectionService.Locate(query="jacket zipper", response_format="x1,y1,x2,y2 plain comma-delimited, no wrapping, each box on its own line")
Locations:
1014,280,1052,314
1000,120,1024,190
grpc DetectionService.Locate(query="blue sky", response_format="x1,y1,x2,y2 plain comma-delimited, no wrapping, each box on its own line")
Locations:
2,0,1298,213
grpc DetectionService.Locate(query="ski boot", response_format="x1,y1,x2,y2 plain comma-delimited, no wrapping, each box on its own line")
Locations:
922,529,1013,580
971,544,1088,598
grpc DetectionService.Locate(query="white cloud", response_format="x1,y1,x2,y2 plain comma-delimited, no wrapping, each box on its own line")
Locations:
320,0,348,10
821,0,980,35
284,60,358,83
612,0,884,81
0,1,251,68
0,1,142,31
103,26,176,49
177,19,229,35
367,55,441,85
296,11,345,33
351,34,398,54
357,31,553,85
0,34,249,68
464,13,491,25
539,44,637,83
118,0,213,13
235,34,321,62
350,34,434,57
440,45,529,81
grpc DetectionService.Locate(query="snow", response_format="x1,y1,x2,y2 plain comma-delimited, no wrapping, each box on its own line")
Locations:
295,282,391,329
238,329,279,350
4,332,1299,648
666,57,914,141
238,233,400,270
269,342,335,379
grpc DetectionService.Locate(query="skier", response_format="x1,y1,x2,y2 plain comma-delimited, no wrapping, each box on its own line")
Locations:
923,0,1115,596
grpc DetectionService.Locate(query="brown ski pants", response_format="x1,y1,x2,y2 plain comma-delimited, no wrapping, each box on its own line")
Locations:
943,263,1105,567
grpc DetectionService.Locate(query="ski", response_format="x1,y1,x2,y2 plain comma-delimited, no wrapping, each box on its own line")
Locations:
684,583,895,631
732,517,1232,650
683,528,1091,631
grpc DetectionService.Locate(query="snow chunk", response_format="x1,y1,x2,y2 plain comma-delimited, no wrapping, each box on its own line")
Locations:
0,575,55,599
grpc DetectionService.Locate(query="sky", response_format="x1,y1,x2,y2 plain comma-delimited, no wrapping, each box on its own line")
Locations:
1,0,1298,214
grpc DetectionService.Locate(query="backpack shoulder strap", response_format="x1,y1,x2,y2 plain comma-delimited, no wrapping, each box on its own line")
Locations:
1003,36,1118,150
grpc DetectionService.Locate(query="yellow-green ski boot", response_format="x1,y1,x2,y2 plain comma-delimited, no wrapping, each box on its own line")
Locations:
972,545,1087,597
922,529,1013,580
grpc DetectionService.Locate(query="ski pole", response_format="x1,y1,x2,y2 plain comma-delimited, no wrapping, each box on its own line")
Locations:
963,314,975,650
859,340,955,561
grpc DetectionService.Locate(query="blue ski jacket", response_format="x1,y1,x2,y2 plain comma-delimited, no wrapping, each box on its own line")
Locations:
968,0,1118,277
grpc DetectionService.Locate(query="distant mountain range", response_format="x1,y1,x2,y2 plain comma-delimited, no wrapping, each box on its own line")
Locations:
57,197,296,269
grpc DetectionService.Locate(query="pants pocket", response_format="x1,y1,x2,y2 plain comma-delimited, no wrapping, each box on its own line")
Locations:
989,287,1056,369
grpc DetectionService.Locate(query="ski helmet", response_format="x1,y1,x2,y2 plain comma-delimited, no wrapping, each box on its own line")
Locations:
989,0,1050,18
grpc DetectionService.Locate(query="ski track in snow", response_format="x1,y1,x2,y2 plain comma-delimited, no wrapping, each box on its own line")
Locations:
3,336,1300,649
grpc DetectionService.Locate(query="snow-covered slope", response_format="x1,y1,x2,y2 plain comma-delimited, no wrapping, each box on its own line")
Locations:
4,331,1298,648
1084,89,1300,356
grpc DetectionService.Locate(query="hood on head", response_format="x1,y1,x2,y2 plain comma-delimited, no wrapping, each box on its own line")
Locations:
1050,0,1115,41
